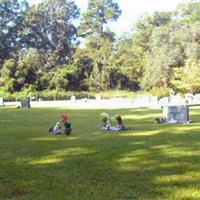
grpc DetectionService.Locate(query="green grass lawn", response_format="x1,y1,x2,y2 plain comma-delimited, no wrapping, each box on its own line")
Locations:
1,107,200,200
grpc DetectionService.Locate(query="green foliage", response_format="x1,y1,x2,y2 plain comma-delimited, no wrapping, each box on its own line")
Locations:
94,90,140,99
132,11,172,67
133,3,200,92
77,0,123,91
42,65,79,91
176,1,200,24
14,48,43,91
0,58,17,92
0,0,28,64
114,35,141,90
150,87,171,98
78,32,117,91
133,12,174,90
171,59,200,93
18,0,79,66
1,58,16,78
141,36,181,90
1,1,200,95
79,0,121,36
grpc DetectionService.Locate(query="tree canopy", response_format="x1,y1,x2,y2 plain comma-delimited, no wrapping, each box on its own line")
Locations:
1,1,200,97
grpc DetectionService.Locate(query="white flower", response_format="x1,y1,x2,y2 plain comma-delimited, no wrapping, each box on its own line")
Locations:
100,112,109,119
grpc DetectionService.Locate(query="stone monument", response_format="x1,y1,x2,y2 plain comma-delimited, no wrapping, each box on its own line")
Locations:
21,99,31,108
163,105,189,123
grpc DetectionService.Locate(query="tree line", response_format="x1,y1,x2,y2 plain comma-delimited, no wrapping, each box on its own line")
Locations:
0,0,200,97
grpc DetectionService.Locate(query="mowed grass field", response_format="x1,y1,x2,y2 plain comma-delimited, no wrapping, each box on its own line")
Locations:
1,107,200,200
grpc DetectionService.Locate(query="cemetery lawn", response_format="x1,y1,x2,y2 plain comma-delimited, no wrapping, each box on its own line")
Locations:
1,107,200,200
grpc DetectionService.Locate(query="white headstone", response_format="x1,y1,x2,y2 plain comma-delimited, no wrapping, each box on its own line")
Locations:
185,93,194,104
71,95,76,102
83,97,87,102
151,96,158,104
0,98,3,106
96,95,101,101
159,97,169,105
170,95,183,105
194,94,200,103
31,95,36,100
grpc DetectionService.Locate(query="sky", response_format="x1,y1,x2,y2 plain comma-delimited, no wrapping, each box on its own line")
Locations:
28,0,186,37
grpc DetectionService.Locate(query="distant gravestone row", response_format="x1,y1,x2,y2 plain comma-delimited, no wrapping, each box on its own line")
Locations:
157,93,200,106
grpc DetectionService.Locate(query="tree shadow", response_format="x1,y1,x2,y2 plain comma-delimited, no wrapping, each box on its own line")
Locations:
1,108,200,199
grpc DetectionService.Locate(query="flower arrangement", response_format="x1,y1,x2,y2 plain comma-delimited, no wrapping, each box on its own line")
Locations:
100,112,109,123
61,114,69,122
115,115,122,125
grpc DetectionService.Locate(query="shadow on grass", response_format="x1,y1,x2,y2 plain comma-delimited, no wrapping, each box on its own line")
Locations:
1,108,200,199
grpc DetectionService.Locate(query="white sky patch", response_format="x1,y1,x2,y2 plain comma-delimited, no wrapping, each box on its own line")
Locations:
28,0,185,36
109,0,185,36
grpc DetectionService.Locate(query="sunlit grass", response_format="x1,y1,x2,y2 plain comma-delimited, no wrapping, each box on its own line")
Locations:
29,147,95,165
1,107,200,199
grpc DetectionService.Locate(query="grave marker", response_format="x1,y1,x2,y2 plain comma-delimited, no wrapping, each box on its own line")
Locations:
163,105,189,123
0,98,3,106
21,99,31,108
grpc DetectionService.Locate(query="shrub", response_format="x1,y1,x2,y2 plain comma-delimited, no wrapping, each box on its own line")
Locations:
150,87,170,98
